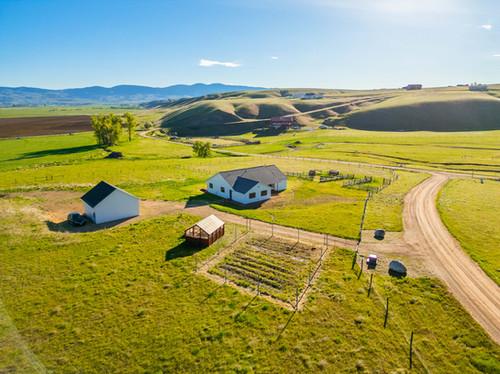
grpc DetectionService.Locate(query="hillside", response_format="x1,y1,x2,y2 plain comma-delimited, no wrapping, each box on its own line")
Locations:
158,87,500,136
0,83,265,106
340,91,500,131
160,90,391,136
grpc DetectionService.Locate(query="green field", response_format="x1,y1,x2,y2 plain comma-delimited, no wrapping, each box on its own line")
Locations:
438,179,500,285
0,106,141,118
0,195,498,372
0,132,425,239
222,129,500,175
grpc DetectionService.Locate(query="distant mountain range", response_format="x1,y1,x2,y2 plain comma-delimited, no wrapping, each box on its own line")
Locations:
0,83,266,106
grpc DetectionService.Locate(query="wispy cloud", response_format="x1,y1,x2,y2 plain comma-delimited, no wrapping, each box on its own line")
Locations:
480,24,493,30
199,59,240,68
305,0,460,14
494,54,500,57
271,56,279,60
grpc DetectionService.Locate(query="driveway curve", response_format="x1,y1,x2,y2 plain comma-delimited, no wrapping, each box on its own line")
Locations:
403,174,500,344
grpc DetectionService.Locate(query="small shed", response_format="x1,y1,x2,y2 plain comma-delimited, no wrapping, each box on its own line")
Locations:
81,181,139,224
184,215,225,246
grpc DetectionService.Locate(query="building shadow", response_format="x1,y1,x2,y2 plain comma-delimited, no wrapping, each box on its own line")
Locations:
45,217,131,233
184,192,219,208
164,240,202,261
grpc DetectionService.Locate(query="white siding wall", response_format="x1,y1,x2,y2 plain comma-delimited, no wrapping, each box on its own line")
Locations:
87,190,139,224
207,174,232,199
276,179,287,191
232,183,271,205
206,174,272,205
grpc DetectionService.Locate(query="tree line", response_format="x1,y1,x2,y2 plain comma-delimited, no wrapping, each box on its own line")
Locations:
91,112,137,147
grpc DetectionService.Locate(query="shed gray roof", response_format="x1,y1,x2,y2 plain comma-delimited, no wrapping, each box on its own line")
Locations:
81,181,137,208
194,215,224,235
81,181,116,208
217,165,286,193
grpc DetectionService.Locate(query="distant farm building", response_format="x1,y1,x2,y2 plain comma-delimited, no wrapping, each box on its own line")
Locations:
81,181,139,224
184,215,225,246
403,84,423,90
206,165,287,205
469,83,488,91
270,116,294,129
291,92,324,99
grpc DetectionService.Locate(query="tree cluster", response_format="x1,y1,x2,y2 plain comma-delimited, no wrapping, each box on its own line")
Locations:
91,112,138,147
192,141,211,158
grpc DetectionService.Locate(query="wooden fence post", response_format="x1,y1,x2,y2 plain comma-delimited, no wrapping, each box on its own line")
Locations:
368,273,373,297
357,256,364,279
384,297,389,328
409,331,414,369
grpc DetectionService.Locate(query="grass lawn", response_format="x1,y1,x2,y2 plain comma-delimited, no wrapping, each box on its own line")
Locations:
0,195,498,373
438,178,500,286
212,171,428,238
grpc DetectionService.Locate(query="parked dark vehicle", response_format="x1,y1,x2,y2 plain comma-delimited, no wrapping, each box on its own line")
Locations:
374,229,385,240
389,260,407,277
67,212,87,227
366,254,377,269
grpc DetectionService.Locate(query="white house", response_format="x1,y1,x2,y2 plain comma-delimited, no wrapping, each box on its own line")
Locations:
81,181,139,224
206,165,287,205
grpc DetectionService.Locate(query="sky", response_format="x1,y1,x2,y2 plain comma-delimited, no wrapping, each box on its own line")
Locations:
0,0,499,89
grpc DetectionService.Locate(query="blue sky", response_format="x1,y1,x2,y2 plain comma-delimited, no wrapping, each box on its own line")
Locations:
0,0,499,89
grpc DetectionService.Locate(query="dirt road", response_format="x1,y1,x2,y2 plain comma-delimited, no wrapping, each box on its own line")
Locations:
403,174,500,344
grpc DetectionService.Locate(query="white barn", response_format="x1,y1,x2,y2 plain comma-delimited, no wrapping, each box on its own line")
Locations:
81,181,139,224
206,165,287,205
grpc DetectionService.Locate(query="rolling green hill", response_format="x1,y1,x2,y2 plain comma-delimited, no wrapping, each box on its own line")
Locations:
157,87,500,136
340,91,500,131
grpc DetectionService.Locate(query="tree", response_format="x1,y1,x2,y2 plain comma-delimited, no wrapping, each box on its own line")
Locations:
122,112,137,141
192,141,211,158
91,113,122,147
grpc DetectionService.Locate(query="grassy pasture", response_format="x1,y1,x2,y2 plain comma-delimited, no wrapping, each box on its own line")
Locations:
0,132,427,239
0,196,498,373
438,178,500,285
224,129,500,175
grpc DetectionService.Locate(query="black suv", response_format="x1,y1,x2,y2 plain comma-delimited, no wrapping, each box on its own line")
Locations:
67,212,87,227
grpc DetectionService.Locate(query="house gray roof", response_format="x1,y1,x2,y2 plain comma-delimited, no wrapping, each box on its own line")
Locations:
217,165,286,193
81,181,116,208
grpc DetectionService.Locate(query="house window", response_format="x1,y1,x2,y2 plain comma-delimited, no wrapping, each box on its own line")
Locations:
209,183,213,189
261,190,268,197
249,192,256,199
220,187,225,193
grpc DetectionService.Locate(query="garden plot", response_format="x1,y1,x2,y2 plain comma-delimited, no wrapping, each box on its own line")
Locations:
208,236,326,307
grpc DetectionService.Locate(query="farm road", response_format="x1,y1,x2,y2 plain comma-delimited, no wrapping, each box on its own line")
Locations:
404,174,500,344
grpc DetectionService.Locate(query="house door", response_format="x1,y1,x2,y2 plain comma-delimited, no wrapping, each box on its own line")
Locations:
229,190,232,200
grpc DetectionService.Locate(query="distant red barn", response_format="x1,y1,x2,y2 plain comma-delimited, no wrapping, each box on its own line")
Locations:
270,116,294,129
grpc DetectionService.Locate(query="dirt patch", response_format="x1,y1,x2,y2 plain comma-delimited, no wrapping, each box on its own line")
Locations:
0,115,92,138
6,191,183,233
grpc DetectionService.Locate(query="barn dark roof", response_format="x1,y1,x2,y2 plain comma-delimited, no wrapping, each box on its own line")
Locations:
218,165,286,192
81,181,117,208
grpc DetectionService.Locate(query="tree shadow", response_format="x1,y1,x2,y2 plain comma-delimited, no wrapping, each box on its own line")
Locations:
165,240,203,261
10,144,100,161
